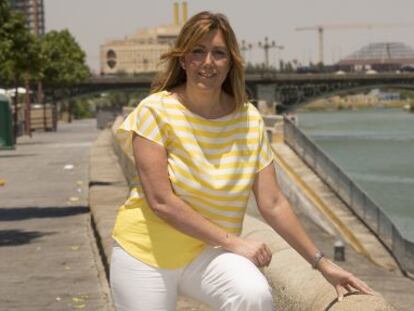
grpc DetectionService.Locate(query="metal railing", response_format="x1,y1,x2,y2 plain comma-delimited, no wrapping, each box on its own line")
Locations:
283,117,414,277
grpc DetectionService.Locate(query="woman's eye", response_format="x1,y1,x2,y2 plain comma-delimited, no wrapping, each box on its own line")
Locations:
188,48,228,61
191,49,205,55
214,50,227,56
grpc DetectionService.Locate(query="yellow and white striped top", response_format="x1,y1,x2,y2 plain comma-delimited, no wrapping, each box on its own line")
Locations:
112,90,274,268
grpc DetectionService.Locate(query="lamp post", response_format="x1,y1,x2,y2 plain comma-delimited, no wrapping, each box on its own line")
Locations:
274,45,284,71
240,40,253,64
258,37,283,71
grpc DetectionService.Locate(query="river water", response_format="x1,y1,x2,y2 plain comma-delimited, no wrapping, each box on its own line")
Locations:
296,109,414,242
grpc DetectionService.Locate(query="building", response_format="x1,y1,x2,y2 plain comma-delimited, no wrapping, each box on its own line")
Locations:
9,0,45,37
337,42,414,72
100,2,188,75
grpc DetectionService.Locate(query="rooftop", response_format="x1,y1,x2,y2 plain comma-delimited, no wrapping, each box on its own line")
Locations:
338,42,414,65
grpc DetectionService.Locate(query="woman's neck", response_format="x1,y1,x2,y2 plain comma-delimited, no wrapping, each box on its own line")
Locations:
182,84,226,118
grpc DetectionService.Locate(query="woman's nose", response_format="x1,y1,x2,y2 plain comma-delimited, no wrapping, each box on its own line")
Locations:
203,52,214,64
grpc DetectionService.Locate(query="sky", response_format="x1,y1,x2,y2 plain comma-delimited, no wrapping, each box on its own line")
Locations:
44,0,414,73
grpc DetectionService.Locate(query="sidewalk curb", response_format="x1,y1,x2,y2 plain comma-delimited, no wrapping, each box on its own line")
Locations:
89,129,129,278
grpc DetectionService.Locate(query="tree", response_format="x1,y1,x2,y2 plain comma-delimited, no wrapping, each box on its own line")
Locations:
0,1,11,67
0,3,42,137
41,30,90,122
0,7,41,84
285,61,294,73
41,30,89,87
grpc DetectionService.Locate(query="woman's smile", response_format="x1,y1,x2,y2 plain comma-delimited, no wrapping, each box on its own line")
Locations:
182,29,230,92
198,70,217,79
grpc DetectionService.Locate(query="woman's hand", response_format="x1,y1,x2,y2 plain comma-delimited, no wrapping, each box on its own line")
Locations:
225,237,272,267
317,258,375,301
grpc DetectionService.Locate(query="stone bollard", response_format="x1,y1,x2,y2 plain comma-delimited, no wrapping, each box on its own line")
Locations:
334,240,346,262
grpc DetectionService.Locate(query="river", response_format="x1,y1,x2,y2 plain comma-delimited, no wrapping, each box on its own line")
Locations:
296,108,414,242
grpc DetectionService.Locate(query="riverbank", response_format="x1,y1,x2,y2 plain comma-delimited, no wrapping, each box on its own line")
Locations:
298,97,412,112
297,109,414,243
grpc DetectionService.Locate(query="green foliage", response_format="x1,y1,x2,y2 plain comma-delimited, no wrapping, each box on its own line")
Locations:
40,30,90,87
95,92,129,109
0,1,12,66
245,62,268,73
127,91,149,107
0,5,42,86
284,62,294,73
72,99,95,119
400,90,414,100
245,61,296,74
0,3,88,88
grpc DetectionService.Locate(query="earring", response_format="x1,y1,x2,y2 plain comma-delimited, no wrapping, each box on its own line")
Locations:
180,61,186,70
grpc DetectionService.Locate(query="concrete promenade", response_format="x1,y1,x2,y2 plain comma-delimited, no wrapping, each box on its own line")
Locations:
0,120,113,311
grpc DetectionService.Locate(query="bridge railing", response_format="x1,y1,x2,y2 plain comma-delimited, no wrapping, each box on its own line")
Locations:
283,117,414,277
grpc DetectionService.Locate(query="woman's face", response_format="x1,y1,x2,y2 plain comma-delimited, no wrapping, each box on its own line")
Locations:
182,29,231,93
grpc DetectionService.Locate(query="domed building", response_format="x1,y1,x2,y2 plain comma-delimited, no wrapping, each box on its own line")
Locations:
337,42,414,72
100,2,187,75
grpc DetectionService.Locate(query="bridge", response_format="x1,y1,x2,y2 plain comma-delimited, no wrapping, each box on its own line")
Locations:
44,72,414,112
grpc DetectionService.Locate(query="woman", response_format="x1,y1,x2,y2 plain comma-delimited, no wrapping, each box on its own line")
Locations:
110,11,373,311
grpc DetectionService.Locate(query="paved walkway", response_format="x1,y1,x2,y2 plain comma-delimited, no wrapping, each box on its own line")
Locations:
0,120,113,311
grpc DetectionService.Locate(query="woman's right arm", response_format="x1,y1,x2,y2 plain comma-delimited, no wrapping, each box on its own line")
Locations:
132,133,272,267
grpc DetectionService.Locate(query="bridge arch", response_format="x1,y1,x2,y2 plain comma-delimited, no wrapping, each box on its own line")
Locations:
279,84,414,112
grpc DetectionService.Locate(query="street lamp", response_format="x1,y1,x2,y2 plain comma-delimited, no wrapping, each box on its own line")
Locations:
258,37,283,71
240,40,253,64
274,45,284,71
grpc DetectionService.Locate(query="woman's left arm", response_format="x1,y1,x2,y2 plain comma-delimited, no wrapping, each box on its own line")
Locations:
253,162,374,301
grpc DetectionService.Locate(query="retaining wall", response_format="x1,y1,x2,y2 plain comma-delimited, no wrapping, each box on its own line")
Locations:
284,117,414,277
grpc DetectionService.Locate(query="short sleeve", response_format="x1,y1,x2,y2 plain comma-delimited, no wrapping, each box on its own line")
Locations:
115,101,168,163
256,117,274,173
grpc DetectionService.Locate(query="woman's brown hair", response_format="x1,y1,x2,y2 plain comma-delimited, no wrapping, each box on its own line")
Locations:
151,11,247,107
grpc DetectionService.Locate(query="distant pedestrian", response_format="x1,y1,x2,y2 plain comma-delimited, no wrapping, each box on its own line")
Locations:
110,11,373,311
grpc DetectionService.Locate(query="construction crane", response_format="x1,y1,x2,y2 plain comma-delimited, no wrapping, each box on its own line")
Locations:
295,23,413,65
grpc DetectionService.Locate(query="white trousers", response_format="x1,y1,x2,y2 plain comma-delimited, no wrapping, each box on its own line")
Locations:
110,243,274,311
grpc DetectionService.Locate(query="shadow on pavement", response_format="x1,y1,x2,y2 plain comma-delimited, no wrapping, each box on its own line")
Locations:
0,229,54,246
89,181,115,187
0,206,89,221
0,154,38,158
16,141,48,146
